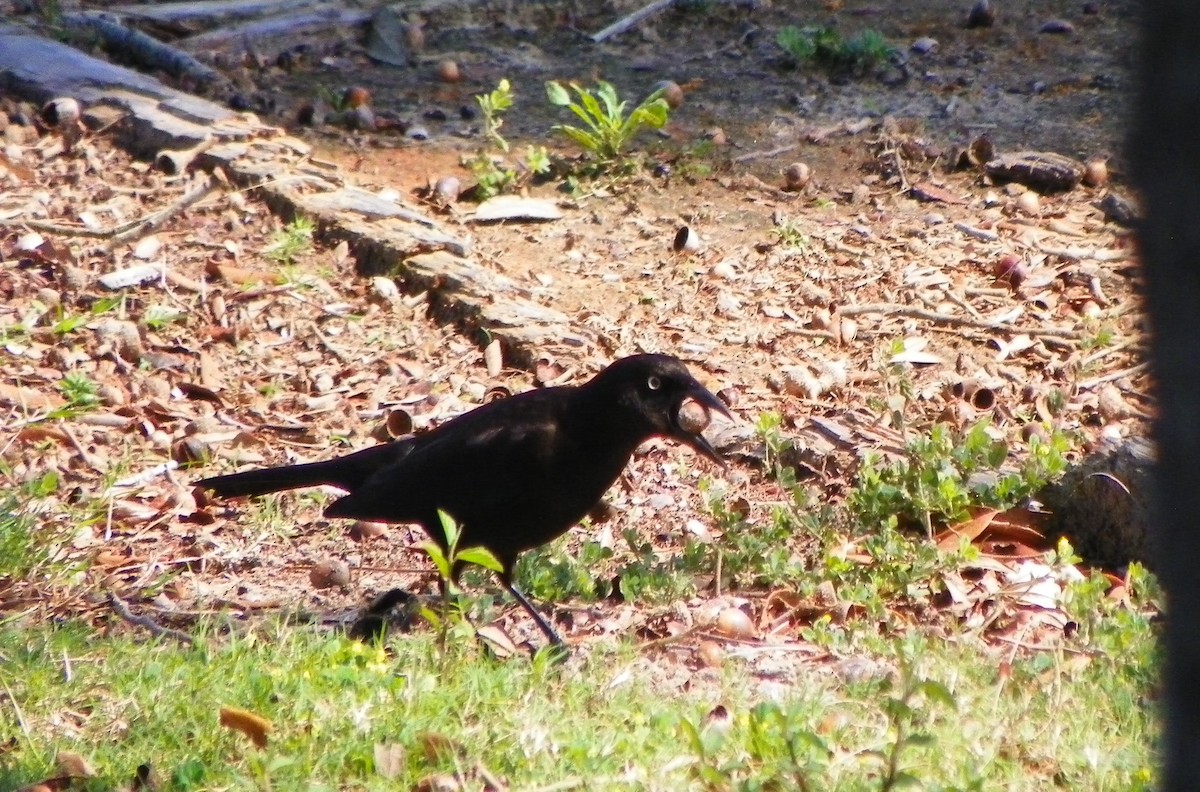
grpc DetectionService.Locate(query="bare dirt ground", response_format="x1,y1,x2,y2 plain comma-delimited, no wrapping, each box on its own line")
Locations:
1,1,1149,660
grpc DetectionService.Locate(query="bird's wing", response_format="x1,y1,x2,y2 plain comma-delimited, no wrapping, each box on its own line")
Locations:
323,395,568,526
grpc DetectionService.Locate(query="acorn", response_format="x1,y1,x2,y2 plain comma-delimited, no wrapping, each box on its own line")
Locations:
705,127,727,146
784,162,811,191
342,85,371,109
716,607,755,639
1014,190,1040,215
1083,158,1109,188
677,399,711,435
436,60,461,83
650,80,684,109
433,175,461,204
404,23,425,54
310,559,351,589
994,253,1027,287
673,226,702,254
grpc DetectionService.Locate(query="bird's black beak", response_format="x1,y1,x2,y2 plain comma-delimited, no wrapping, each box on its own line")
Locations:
671,384,732,467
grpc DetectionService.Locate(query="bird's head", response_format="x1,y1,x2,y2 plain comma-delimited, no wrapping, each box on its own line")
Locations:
589,354,733,465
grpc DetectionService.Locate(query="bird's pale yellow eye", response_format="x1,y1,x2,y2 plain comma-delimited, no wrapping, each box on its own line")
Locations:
647,375,662,390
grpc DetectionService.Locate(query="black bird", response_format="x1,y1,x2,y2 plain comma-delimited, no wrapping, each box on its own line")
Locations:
196,354,730,646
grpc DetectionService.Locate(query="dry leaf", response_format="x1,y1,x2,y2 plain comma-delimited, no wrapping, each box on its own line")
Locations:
219,705,272,748
374,743,406,779
935,508,1000,551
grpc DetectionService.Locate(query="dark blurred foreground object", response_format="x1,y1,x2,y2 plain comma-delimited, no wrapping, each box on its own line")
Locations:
197,354,729,647
1130,2,1200,787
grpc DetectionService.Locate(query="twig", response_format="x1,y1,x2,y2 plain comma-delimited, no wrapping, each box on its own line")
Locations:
60,424,102,471
108,174,218,248
1,679,31,740
107,590,196,645
2,175,218,246
732,144,798,165
837,302,1083,338
955,222,999,242
590,0,676,43
1079,336,1143,368
63,10,219,84
110,460,179,490
637,624,705,651
0,217,112,238
1078,361,1150,391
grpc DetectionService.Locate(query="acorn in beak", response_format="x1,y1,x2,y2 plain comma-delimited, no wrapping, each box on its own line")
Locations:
669,384,732,466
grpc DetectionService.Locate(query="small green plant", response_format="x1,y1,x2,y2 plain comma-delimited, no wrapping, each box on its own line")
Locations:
850,421,1070,538
264,217,315,265
48,295,122,336
478,78,514,152
143,303,187,330
545,80,670,164
417,510,504,653
874,652,957,791
466,80,552,200
777,25,894,75
59,371,101,410
773,219,809,247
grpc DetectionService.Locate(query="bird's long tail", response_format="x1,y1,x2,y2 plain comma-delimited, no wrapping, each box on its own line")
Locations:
196,442,410,499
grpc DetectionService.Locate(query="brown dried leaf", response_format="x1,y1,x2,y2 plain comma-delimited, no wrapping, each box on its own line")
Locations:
0,382,66,411
374,743,406,780
219,705,272,748
935,508,1000,551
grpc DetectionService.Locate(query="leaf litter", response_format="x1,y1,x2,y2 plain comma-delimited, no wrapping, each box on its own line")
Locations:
0,70,1154,683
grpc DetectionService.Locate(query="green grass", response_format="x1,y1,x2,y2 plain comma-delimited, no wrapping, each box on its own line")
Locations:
0,605,1156,791
0,402,1160,790
777,26,894,76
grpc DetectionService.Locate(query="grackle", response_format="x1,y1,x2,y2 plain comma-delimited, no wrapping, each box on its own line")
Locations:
196,354,730,646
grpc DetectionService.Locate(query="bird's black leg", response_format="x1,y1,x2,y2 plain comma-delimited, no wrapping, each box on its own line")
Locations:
499,575,564,647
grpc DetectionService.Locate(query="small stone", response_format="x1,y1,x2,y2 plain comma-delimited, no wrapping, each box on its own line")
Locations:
647,493,674,509
1039,19,1076,34
911,37,939,54
4,124,31,144
967,0,995,28
710,260,737,280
